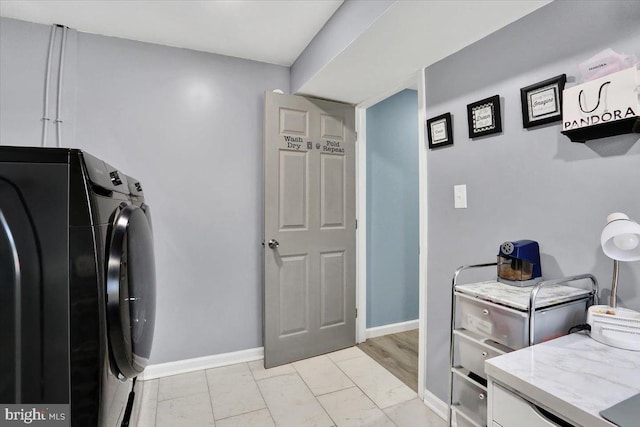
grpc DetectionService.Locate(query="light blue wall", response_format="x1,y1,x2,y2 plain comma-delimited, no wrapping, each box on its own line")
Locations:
366,89,419,328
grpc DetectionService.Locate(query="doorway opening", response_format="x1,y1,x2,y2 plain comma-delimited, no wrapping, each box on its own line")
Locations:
358,329,419,391
355,71,427,397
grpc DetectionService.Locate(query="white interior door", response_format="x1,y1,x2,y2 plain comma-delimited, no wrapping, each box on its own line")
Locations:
264,92,356,368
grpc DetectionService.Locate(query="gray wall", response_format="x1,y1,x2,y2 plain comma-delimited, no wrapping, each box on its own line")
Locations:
366,89,419,328
0,19,78,148
291,0,395,94
424,0,640,401
0,17,290,364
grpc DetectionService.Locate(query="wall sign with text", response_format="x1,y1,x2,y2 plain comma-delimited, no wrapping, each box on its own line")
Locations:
320,139,345,155
520,74,567,128
467,95,502,138
427,112,453,149
281,135,308,152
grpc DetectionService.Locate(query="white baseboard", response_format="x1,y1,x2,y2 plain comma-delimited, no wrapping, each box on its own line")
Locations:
365,319,419,339
423,389,448,421
140,347,264,381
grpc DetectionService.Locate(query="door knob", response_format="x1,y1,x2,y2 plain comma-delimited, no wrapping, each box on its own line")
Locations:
268,239,279,249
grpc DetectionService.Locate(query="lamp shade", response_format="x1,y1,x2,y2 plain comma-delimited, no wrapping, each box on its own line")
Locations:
601,213,640,261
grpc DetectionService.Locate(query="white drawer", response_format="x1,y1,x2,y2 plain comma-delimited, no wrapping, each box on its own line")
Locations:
457,292,588,349
492,383,561,427
455,329,511,380
458,293,528,348
452,408,482,427
453,369,487,425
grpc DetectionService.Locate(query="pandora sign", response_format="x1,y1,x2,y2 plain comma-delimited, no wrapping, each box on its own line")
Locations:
562,67,639,131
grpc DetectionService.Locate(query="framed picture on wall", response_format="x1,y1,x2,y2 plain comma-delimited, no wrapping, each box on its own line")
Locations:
467,95,502,138
520,74,566,128
427,112,453,149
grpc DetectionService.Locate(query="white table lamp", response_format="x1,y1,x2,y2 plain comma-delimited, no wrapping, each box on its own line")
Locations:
600,212,640,307
588,213,640,350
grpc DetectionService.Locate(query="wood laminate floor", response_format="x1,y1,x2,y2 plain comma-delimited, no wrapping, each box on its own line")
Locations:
357,329,419,392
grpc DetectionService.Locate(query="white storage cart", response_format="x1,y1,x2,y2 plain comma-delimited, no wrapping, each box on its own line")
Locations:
447,264,598,427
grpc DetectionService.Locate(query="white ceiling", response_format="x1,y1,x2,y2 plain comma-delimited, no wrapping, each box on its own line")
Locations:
297,0,552,104
0,0,343,66
0,0,551,104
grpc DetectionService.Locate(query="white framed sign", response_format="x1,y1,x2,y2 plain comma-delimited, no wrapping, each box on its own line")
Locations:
520,74,567,128
467,95,502,138
427,112,453,149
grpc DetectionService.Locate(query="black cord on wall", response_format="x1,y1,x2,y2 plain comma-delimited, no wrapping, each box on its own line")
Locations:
568,324,591,334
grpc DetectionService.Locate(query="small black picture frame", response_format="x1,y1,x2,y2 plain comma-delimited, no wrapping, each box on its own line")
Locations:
467,95,502,138
427,112,453,149
520,74,566,128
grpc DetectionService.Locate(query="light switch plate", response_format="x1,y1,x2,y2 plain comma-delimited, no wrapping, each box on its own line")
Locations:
454,185,467,209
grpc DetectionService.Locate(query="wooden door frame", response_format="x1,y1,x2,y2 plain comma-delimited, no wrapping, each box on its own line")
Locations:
354,69,428,400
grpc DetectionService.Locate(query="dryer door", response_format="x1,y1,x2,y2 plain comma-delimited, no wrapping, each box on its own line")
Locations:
106,203,156,379
0,209,21,403
0,168,69,404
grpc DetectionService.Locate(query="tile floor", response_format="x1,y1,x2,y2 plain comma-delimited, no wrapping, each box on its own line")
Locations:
137,346,446,427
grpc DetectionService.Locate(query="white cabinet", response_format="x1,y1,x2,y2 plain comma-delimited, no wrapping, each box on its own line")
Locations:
486,334,640,427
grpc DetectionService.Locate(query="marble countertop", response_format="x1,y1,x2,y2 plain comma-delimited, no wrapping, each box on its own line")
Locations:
456,280,592,311
486,333,640,427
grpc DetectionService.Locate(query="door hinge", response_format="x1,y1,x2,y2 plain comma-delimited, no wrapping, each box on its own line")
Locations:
355,308,358,318
355,219,358,229
355,131,358,141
